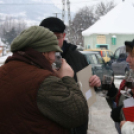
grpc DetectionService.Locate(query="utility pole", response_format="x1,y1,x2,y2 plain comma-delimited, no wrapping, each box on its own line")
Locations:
66,0,71,42
53,13,62,18
62,0,71,42
67,0,71,27
62,0,65,22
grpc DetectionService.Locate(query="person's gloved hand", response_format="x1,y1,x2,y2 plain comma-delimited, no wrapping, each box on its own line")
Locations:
111,105,123,122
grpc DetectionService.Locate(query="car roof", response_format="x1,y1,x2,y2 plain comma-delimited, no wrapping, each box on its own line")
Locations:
80,51,99,54
117,46,125,49
84,49,113,52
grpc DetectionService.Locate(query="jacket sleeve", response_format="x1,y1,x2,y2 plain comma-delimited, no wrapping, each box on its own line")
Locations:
104,83,118,109
37,76,89,128
121,121,134,134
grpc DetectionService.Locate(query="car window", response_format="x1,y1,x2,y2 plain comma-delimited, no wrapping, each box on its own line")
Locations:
101,51,106,57
114,49,120,59
120,46,126,54
84,55,91,64
94,51,105,57
96,54,104,64
89,54,98,64
107,51,113,57
94,51,100,55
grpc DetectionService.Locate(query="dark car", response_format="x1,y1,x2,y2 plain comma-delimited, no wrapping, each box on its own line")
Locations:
111,46,129,75
80,51,114,82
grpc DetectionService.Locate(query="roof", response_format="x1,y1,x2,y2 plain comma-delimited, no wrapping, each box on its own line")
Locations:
82,1,134,36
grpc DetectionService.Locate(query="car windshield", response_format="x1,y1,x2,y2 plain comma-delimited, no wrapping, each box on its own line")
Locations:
89,54,98,64
96,54,104,64
107,51,114,58
87,53,104,64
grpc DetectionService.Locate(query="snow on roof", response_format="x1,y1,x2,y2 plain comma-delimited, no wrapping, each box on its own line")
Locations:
82,1,134,36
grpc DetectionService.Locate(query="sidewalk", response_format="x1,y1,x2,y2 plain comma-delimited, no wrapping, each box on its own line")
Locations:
87,93,118,134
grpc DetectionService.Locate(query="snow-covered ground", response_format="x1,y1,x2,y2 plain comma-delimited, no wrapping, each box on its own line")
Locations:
0,52,12,66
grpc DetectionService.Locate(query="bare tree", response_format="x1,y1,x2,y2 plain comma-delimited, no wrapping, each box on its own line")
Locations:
0,16,27,48
95,1,115,19
67,0,115,47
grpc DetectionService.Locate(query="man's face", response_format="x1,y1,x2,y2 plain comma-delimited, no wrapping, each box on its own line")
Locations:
126,52,134,70
43,51,56,64
54,33,66,48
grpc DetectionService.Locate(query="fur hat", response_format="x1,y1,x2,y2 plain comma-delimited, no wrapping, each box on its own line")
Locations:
125,39,134,54
11,26,62,53
39,17,66,33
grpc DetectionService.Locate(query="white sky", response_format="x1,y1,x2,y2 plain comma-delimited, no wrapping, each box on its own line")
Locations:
51,0,129,13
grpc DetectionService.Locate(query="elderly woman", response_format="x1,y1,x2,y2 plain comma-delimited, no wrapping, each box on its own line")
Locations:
0,26,88,134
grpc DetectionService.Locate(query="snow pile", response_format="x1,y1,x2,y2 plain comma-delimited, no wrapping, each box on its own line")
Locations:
0,52,12,66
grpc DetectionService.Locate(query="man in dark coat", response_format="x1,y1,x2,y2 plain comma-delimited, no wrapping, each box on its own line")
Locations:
39,17,101,134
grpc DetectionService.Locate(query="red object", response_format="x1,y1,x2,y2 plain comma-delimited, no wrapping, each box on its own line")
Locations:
100,51,103,57
123,106,134,121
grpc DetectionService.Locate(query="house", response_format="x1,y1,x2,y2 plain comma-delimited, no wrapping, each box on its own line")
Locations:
0,38,7,56
82,1,134,52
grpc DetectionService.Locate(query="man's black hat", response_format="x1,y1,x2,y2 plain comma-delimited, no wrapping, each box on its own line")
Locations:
125,39,134,49
125,39,134,54
39,17,66,33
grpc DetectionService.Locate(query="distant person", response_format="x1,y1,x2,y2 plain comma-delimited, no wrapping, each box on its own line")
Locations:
119,39,134,134
0,26,89,134
103,39,134,134
39,17,101,134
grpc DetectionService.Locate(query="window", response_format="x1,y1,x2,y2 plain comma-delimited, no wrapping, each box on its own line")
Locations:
111,36,116,45
94,51,105,57
97,35,106,44
107,51,113,58
120,47,126,54
89,54,98,64
114,49,120,59
96,54,104,64
102,51,106,57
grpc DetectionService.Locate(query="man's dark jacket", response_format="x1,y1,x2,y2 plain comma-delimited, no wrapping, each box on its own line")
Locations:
61,40,89,134
62,40,88,81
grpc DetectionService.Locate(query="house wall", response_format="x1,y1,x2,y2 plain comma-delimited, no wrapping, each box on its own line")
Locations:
83,34,134,52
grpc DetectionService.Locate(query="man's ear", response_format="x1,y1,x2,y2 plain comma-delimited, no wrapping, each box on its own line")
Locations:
63,33,66,40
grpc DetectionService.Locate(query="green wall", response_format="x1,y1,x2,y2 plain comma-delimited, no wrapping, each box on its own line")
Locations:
83,34,134,52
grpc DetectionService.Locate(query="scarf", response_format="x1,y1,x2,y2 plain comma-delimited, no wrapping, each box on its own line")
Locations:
115,79,134,106
5,48,53,72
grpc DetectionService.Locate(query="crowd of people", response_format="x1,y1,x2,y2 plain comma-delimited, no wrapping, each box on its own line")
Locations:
0,16,133,134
